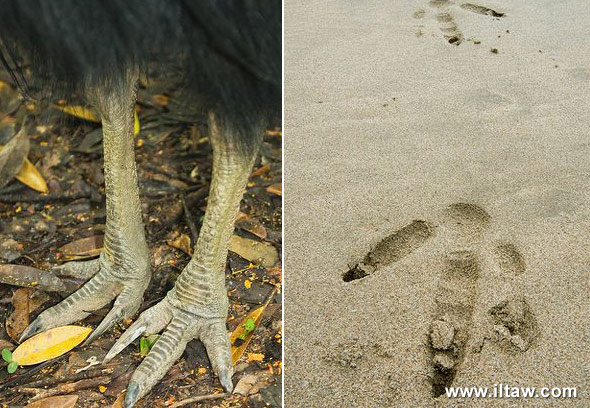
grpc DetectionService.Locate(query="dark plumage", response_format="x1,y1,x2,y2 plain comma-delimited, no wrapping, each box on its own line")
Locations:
0,0,281,150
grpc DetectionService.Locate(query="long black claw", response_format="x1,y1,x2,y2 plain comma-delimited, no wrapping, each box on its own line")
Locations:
19,319,44,343
124,382,140,408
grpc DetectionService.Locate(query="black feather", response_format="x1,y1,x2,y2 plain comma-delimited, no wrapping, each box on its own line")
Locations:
0,0,281,150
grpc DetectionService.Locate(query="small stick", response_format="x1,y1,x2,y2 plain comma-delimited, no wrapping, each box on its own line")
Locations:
19,375,110,401
0,354,67,391
18,364,119,388
168,393,227,408
0,192,91,203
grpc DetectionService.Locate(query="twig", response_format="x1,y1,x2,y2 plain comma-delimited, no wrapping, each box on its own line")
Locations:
0,192,91,203
19,375,110,401
17,364,120,388
0,354,67,391
25,237,57,254
169,393,227,408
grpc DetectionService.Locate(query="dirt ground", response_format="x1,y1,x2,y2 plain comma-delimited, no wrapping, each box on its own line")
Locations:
0,68,282,408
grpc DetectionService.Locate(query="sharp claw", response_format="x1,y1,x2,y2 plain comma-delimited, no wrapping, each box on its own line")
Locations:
19,318,44,343
83,306,124,346
124,382,140,408
103,321,147,363
219,368,234,393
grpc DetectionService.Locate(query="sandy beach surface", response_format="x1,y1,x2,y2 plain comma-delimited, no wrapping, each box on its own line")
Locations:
284,0,590,406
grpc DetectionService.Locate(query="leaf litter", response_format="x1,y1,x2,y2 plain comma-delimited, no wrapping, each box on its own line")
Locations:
0,70,282,407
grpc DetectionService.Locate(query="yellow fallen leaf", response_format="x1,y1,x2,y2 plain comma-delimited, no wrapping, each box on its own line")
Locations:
55,105,139,135
54,105,100,122
265,129,282,137
133,111,140,136
266,183,282,196
99,385,107,393
12,325,92,365
230,286,277,365
244,279,252,289
197,367,207,374
247,353,264,362
0,145,49,194
15,158,49,193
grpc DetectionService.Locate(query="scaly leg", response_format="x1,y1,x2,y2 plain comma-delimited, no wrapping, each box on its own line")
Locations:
105,113,263,408
20,69,151,344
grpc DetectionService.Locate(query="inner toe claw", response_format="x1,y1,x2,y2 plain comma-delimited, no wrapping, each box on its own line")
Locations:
19,319,44,343
104,321,147,362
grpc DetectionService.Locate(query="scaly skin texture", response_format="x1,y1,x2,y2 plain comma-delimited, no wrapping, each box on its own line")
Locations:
20,69,150,344
108,113,264,407
21,71,264,407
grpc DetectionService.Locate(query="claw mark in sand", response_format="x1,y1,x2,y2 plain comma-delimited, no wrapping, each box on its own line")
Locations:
343,220,434,282
415,1,505,45
413,9,426,37
489,298,539,352
489,242,539,352
428,203,489,397
493,242,526,276
460,3,505,17
429,0,463,45
436,12,463,45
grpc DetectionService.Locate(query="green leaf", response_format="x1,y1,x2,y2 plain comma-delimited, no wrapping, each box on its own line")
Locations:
238,318,257,340
139,338,148,356
242,318,256,333
1,348,12,363
139,334,159,356
7,361,17,373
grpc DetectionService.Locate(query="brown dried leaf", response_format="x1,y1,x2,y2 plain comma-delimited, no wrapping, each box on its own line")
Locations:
229,236,278,268
6,288,31,342
0,264,66,292
167,234,192,256
237,218,267,240
23,395,78,408
59,235,103,261
0,339,15,351
111,393,125,408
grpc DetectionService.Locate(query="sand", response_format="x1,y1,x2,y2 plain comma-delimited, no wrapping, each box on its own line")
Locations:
284,0,590,406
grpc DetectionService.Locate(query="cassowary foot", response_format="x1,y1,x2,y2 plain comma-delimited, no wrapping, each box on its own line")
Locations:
20,253,150,345
104,292,232,408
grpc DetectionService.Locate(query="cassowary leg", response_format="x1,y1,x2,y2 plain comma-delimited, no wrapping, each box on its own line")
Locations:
105,112,263,408
21,68,151,344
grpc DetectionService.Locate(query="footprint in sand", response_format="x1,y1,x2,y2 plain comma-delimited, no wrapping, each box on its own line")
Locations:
413,1,505,46
343,219,434,282
342,203,539,397
427,203,490,397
